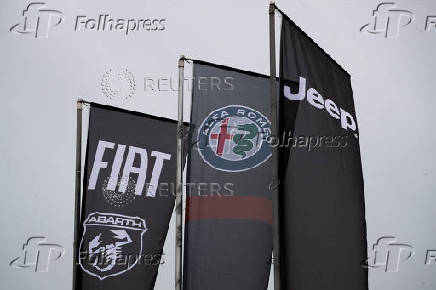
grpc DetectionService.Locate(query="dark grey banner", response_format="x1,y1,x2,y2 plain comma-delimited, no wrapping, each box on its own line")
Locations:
183,61,273,290
75,103,177,290
279,14,368,290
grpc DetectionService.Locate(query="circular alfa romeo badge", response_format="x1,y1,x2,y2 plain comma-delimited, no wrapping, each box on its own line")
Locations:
197,105,271,172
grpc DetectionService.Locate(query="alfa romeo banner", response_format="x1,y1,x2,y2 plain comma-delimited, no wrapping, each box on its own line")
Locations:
279,14,368,290
183,61,273,290
75,103,177,290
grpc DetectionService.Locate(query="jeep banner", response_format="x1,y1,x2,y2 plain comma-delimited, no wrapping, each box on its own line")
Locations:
278,14,368,290
183,61,273,290
75,103,177,290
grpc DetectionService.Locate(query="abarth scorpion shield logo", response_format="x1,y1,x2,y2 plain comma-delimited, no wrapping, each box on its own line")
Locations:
198,105,271,172
79,212,147,280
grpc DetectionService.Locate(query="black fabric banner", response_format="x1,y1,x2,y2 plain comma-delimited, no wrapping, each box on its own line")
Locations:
75,103,177,290
183,61,273,290
279,15,368,290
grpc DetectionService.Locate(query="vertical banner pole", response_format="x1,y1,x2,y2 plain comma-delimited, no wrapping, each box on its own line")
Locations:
72,100,83,290
175,55,185,290
269,2,281,290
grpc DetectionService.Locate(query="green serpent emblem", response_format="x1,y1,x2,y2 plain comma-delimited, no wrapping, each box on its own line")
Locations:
232,124,259,158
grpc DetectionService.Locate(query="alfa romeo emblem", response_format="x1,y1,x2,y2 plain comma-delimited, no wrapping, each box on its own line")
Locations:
197,105,271,172
79,212,147,280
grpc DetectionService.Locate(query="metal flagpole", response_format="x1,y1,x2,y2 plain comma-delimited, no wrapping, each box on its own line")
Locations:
72,100,83,290
175,55,185,290
269,2,281,290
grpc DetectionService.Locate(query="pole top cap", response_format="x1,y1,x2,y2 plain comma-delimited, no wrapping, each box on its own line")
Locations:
269,1,276,13
179,55,185,67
